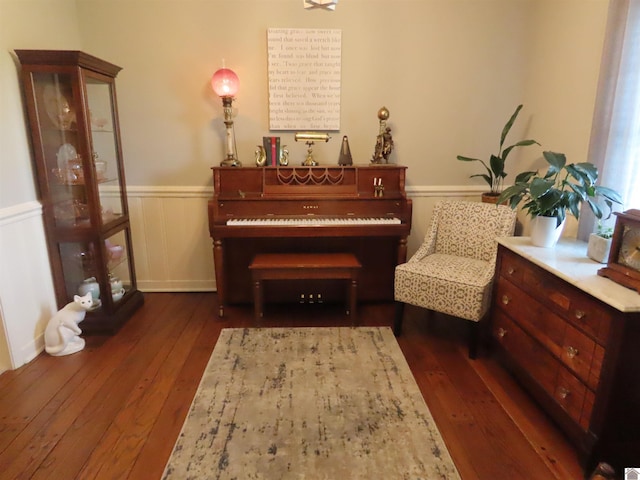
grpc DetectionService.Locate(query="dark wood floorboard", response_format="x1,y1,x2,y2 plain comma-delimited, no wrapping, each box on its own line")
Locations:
0,293,584,479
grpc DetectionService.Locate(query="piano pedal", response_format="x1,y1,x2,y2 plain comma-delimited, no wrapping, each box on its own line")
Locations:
298,293,323,304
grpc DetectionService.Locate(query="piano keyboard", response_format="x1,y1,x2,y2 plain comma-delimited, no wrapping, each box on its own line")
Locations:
226,217,402,226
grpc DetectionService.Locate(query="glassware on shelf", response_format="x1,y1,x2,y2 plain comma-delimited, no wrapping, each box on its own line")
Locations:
53,199,90,225
51,154,85,185
43,85,76,130
105,239,124,263
101,208,118,223
56,143,77,163
109,274,125,302
93,151,107,182
66,156,84,184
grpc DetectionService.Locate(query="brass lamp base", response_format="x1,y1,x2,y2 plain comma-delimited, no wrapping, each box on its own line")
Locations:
220,155,242,167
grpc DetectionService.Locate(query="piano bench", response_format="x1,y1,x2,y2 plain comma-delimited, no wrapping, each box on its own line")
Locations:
249,253,361,322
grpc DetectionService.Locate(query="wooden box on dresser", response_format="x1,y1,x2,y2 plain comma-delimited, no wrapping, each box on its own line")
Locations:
491,237,640,474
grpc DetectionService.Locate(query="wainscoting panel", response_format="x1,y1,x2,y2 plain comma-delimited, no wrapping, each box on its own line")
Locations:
127,187,216,292
0,201,57,371
125,185,484,294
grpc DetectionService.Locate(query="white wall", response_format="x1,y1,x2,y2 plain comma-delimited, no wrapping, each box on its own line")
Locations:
523,0,609,161
0,0,83,371
519,0,609,235
0,0,610,370
76,0,535,188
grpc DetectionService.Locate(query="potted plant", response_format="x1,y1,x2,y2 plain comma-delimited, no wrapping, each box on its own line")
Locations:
457,104,540,203
587,221,615,263
497,151,623,247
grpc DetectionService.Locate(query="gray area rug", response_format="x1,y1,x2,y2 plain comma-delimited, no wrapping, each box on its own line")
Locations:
163,327,461,479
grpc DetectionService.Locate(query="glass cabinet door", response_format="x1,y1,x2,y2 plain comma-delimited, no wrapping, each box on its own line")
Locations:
29,72,126,229
58,227,135,311
85,76,125,226
30,72,91,228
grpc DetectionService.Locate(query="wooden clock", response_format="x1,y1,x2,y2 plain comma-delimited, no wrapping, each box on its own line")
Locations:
598,209,640,293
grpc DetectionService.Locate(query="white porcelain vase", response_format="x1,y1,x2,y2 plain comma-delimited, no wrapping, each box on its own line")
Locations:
530,215,565,248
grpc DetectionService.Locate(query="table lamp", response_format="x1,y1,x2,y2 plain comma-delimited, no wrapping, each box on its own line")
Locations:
211,67,241,167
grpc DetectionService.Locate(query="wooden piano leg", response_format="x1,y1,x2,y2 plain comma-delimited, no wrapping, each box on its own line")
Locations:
397,236,409,264
253,279,263,321
349,277,358,325
213,238,226,317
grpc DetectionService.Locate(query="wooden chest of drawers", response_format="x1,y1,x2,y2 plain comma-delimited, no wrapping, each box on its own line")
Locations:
491,239,640,473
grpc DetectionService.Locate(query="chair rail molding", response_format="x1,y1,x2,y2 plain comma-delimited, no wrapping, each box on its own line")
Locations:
0,200,56,371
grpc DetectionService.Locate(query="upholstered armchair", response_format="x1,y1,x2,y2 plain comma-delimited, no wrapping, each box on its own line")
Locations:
394,200,517,358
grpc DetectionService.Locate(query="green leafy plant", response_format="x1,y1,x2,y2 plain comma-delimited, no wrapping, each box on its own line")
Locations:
595,221,614,239
457,104,540,195
497,151,623,227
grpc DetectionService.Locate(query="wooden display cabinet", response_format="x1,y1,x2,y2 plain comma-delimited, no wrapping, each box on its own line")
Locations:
16,50,143,333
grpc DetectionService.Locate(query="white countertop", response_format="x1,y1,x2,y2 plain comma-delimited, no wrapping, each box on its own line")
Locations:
497,236,640,313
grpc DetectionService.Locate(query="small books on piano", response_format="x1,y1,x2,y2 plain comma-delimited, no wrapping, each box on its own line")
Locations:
262,136,281,166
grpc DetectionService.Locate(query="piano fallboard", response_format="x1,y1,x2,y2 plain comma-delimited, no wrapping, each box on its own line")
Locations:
208,165,412,316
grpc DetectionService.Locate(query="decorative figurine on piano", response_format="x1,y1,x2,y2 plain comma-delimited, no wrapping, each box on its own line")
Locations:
280,145,289,166
255,145,267,166
371,106,394,164
295,132,331,166
338,136,353,166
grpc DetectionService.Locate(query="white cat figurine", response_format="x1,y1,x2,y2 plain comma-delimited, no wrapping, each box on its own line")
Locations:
44,292,93,356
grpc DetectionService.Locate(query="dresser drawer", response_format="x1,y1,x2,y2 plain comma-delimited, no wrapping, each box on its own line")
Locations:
498,248,524,285
495,276,565,354
496,276,603,390
555,366,595,431
561,322,602,391
505,250,613,345
493,310,595,433
493,310,557,396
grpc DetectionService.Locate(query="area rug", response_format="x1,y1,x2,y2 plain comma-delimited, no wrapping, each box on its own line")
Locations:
162,327,460,479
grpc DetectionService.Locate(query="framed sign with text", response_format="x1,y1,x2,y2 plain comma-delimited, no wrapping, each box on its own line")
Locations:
267,28,341,131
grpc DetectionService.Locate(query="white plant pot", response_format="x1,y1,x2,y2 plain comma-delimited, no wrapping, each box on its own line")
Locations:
587,233,612,263
530,216,565,248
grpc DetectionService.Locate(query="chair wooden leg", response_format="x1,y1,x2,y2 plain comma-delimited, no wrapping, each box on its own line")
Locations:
468,321,479,359
394,302,405,336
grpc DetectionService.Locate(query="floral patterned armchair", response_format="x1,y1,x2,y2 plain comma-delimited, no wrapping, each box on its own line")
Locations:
393,200,517,358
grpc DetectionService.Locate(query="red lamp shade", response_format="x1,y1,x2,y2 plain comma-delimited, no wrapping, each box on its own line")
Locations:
211,68,239,97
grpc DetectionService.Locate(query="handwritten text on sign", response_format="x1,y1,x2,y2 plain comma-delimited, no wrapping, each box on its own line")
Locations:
268,28,341,131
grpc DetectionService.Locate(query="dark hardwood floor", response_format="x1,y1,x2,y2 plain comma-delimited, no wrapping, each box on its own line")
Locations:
0,292,585,479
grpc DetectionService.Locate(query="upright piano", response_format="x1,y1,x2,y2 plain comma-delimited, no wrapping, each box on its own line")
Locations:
208,165,412,316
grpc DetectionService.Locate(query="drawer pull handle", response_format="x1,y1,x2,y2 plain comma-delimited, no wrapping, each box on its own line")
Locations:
501,295,510,305
558,387,570,400
574,310,585,320
507,267,515,275
566,346,579,359
497,327,507,338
